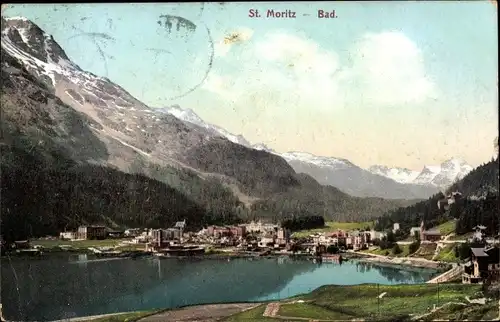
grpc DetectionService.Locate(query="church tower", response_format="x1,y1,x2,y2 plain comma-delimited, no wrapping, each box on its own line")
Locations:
420,219,425,242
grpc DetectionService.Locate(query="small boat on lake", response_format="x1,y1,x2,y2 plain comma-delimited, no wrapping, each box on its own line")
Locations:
321,254,343,264
16,248,43,256
153,245,205,258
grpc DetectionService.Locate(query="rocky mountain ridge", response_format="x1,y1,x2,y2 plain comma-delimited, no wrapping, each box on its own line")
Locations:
158,103,473,199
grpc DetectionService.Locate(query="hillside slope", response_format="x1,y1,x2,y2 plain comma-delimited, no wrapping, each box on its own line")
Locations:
374,159,499,235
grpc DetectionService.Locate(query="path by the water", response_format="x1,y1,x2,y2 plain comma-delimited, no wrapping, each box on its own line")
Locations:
138,303,260,322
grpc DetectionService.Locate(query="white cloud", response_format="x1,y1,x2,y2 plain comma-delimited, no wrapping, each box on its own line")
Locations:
345,31,437,105
204,30,437,115
206,31,345,114
202,73,239,102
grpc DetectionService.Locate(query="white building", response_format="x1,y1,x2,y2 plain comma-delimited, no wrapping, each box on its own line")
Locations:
60,231,76,240
258,236,275,248
246,221,278,233
312,234,337,246
410,227,420,236
393,223,400,233
368,230,387,240
124,228,141,237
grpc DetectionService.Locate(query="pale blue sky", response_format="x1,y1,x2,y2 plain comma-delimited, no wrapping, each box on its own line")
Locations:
3,2,498,169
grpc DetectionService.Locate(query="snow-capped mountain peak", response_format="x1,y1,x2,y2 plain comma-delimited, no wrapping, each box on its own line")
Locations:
429,157,473,187
160,105,205,126
158,105,251,147
252,143,275,153
368,165,420,184
412,165,442,185
372,157,473,188
2,15,142,113
281,151,354,169
2,16,80,75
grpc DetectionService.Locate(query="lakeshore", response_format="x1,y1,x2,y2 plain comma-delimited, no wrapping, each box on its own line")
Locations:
33,283,498,322
347,251,448,270
1,245,448,272
0,255,438,321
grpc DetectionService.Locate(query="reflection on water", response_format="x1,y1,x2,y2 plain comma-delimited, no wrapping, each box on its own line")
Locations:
1,255,438,321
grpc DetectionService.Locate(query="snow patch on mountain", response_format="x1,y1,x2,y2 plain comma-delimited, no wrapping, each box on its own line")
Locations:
368,165,421,184
281,151,354,169
411,165,441,185
252,143,276,153
159,105,251,147
430,158,473,187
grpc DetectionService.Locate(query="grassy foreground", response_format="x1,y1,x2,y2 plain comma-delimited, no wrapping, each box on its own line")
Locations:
363,244,411,257
435,220,456,236
31,238,146,251
292,221,373,238
224,283,498,321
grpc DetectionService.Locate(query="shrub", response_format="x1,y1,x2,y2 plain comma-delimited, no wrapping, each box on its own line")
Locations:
327,245,339,254
409,240,421,254
392,244,402,255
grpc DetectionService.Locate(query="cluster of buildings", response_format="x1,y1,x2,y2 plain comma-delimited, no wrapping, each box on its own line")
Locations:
303,228,387,251
61,220,293,254
395,220,442,242
461,226,500,284
140,220,187,250
437,191,463,211
196,221,291,250
59,221,187,244
462,245,500,284
60,225,108,240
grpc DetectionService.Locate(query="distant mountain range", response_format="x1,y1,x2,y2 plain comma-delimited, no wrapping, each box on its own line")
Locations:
375,158,498,236
159,105,473,199
369,158,473,187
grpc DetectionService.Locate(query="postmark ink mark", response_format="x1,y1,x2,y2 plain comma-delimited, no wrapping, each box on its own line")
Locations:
67,26,116,77
152,13,214,101
146,48,172,61
198,3,205,20
158,15,197,38
164,22,214,101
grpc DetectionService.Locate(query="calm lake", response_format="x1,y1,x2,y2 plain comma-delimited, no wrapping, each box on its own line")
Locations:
1,255,438,321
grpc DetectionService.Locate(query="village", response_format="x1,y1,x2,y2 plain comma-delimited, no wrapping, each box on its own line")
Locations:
4,210,500,286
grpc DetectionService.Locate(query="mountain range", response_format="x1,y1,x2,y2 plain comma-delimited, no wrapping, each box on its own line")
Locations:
374,158,498,236
0,16,421,241
160,105,473,199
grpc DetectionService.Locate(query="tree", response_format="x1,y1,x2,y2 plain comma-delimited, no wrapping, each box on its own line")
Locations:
456,242,471,260
281,215,325,231
327,245,339,254
409,240,421,254
392,243,402,255
386,231,396,244
413,231,420,242
379,236,392,250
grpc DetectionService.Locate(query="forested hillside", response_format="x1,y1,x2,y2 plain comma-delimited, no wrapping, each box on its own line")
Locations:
0,159,242,244
375,159,499,236
252,173,419,222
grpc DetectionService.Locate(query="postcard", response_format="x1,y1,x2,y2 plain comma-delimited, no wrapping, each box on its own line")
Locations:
1,2,498,321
